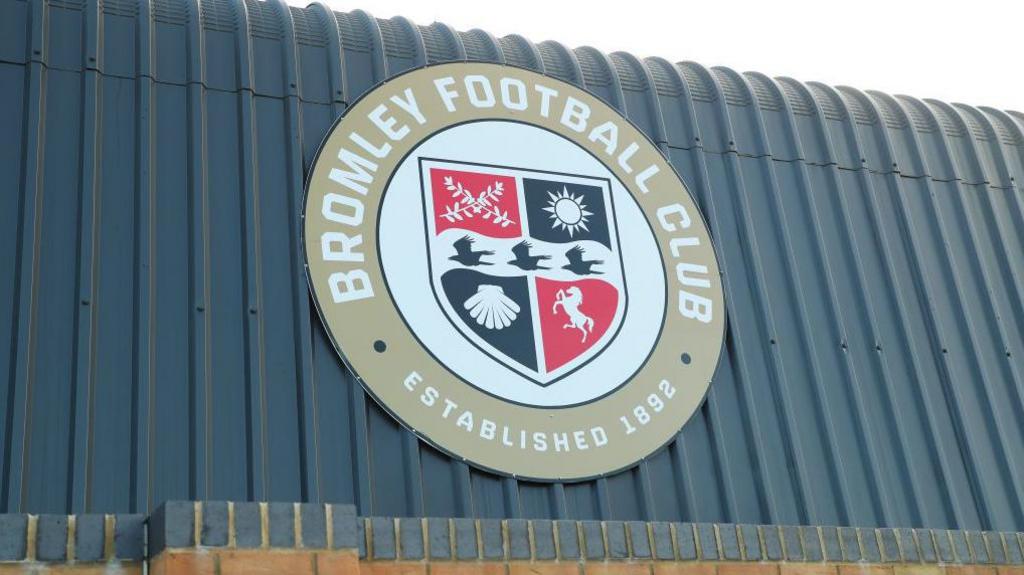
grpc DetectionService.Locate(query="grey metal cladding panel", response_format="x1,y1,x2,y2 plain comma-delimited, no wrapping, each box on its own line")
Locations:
4,0,1024,534
0,1,30,65
0,62,27,494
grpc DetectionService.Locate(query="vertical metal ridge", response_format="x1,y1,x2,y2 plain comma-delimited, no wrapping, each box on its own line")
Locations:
350,10,387,82
941,107,1024,370
780,80,891,526
813,82,928,526
335,6,378,515
624,54,669,162
430,21,467,62
663,63,744,522
463,29,504,64
889,94,1017,529
776,78,835,165
659,67,768,522
389,16,425,67
705,63,845,524
678,62,738,153
644,56,703,149
884,95,992,529
309,3,346,106
575,47,624,111
497,34,544,73
920,103,1024,512
537,41,583,87
270,0,318,504
664,59,806,523
742,73,848,526
865,90,929,177
842,85,954,525
850,92,968,528
133,0,155,514
922,99,973,180
694,68,779,524
5,0,48,513
70,0,104,512
960,106,1017,187
232,0,266,501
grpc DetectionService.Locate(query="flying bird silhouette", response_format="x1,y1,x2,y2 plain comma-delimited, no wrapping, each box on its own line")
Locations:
508,240,551,271
562,245,603,275
449,235,493,266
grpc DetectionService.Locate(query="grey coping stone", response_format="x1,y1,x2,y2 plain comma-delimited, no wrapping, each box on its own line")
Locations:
201,501,229,547
114,515,145,561
481,519,504,560
967,531,989,563
916,529,937,563
268,503,295,548
399,518,424,560
330,505,358,550
507,519,529,560
628,521,651,559
0,515,27,561
454,517,477,560
36,515,68,562
370,517,396,560
300,504,327,549
781,525,803,561
985,532,1006,564
626,519,651,556
762,525,783,561
951,530,971,563
859,528,882,563
428,517,452,559
696,523,718,560
606,521,628,559
533,520,556,560
1004,532,1024,564
582,520,605,560
739,524,760,561
719,524,740,560
897,528,919,562
933,529,955,563
74,514,105,562
800,526,822,561
821,526,842,562
233,502,262,549
357,519,366,558
556,520,580,559
675,523,697,560
879,528,900,562
652,522,674,560
148,501,194,555
839,527,860,562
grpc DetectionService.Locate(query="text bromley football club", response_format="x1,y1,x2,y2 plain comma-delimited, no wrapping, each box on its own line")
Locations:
317,71,715,326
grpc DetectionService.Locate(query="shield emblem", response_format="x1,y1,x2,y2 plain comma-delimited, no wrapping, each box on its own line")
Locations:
419,158,628,386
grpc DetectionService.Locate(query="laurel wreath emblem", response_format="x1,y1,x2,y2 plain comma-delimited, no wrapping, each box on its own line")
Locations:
439,176,516,227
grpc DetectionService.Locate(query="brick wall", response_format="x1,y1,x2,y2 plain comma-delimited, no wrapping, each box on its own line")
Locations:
1,502,1022,574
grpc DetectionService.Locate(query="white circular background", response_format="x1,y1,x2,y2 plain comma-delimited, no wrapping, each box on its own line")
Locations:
379,121,666,407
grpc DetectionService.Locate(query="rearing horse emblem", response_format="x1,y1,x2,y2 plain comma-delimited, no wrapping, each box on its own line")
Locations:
553,287,595,342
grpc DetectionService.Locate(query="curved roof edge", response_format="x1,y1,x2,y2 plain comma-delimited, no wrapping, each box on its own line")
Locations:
1,0,1020,186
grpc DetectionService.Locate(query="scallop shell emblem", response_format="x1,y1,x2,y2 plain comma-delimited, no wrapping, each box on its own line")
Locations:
463,285,521,330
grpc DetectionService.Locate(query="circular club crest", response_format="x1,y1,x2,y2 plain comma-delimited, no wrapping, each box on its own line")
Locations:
303,63,725,480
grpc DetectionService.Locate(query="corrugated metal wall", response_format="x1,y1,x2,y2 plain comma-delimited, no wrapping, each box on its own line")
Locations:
2,0,1024,531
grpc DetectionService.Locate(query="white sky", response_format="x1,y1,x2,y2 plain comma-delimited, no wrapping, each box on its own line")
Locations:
295,0,1023,111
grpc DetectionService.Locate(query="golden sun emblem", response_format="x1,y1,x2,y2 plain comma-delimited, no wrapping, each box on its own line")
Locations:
543,187,593,237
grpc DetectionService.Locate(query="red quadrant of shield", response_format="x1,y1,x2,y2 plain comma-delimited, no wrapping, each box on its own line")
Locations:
536,277,619,371
430,168,522,237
